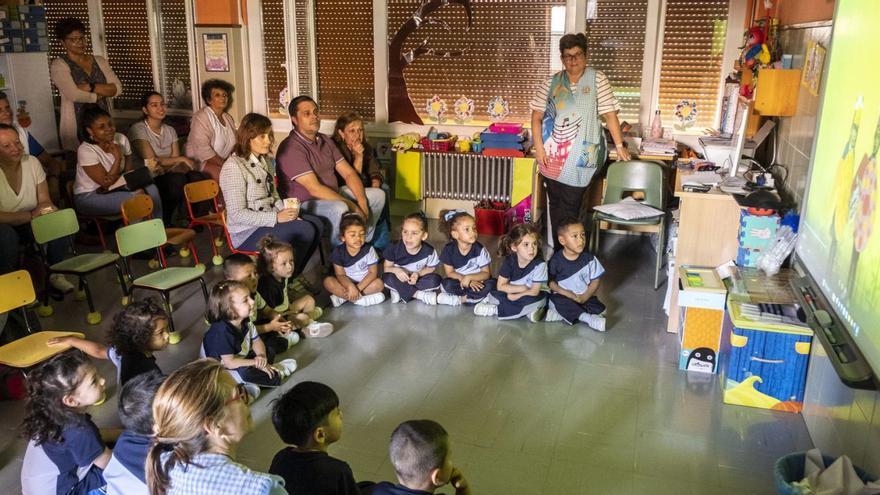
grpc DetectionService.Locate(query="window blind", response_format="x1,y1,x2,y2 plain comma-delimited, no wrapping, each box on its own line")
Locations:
585,0,648,124
101,0,155,110
387,0,564,124
294,0,313,98
156,0,192,111
45,0,91,103
261,0,289,117
657,0,728,129
314,0,375,120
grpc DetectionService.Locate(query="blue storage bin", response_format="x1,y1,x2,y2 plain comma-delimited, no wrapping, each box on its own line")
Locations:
774,452,875,495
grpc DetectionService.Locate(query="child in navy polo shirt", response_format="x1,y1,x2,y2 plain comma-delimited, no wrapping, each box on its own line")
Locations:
20,349,111,495
546,217,607,331
324,213,386,307
202,280,297,400
382,211,441,305
436,210,495,306
473,223,548,321
103,370,164,494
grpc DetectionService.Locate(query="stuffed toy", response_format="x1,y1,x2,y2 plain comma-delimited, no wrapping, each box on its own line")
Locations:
737,27,771,97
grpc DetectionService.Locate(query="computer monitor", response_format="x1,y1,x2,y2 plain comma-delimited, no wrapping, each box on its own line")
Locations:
727,99,750,176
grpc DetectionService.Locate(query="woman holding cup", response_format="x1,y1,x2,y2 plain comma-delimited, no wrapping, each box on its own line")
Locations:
219,113,321,273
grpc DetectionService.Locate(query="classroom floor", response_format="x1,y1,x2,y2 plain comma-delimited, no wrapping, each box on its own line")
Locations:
0,226,813,494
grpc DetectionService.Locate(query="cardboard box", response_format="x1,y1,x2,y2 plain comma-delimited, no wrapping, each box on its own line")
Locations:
719,300,813,412
678,266,727,374
737,210,780,267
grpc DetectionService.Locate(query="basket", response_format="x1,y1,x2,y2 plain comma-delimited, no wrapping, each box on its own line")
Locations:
420,136,457,152
475,207,507,236
774,452,876,495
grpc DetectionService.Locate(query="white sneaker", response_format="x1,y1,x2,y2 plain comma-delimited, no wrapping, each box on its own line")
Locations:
284,331,300,349
330,294,346,307
390,290,401,303
244,383,261,401
437,293,462,306
473,302,498,317
528,306,546,323
49,274,75,293
276,358,298,377
354,292,386,306
544,308,563,322
415,290,437,305
579,313,606,332
305,321,334,338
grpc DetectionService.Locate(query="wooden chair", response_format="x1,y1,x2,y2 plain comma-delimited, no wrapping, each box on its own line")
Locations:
183,179,226,266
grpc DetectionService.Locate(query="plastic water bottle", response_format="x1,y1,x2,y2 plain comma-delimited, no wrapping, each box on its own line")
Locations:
757,226,798,276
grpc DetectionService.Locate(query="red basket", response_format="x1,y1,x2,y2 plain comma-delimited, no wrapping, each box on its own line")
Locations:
475,207,507,236
420,136,457,152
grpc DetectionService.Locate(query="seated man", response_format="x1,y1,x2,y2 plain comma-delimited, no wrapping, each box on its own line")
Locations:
276,95,385,245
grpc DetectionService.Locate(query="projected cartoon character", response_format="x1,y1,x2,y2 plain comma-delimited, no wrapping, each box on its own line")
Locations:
724,329,812,412
829,97,862,278
847,112,880,296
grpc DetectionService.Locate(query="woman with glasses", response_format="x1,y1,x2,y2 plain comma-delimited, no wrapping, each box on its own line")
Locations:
219,113,321,271
50,17,122,152
145,359,288,495
529,33,630,250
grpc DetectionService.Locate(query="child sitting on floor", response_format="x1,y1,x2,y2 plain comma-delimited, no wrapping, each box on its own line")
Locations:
254,238,333,338
324,213,385,307
383,211,441,305
473,223,548,322
20,349,112,495
47,299,170,386
546,217,607,331
202,280,297,400
436,210,495,306
366,420,470,495
103,370,164,494
269,381,370,495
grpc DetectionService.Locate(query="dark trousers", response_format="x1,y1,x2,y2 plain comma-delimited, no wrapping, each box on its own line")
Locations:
154,170,207,225
549,293,606,325
383,272,441,301
0,223,67,274
543,177,588,249
441,277,496,304
238,214,323,277
236,343,282,387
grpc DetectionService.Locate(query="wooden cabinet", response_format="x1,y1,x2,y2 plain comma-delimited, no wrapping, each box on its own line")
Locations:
754,68,801,117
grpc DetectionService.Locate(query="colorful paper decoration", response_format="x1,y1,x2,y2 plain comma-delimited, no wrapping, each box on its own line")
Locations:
279,87,291,115
453,95,474,124
487,96,510,121
425,95,447,123
674,99,698,128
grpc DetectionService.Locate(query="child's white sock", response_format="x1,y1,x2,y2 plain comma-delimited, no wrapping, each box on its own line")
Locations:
284,331,300,349
414,290,437,305
437,293,462,306
544,307,563,322
330,294,346,307
579,313,606,332
390,290,401,303
473,302,498,317
354,292,386,306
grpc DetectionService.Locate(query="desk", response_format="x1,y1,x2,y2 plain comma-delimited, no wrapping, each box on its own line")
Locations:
666,170,742,333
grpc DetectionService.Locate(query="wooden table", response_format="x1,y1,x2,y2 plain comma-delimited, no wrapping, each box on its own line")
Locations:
666,170,743,333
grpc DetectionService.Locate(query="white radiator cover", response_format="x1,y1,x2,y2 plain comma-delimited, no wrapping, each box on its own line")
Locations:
421,152,513,203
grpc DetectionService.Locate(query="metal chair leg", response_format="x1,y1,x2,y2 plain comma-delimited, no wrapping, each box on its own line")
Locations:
114,262,128,297
159,291,175,333
80,277,96,313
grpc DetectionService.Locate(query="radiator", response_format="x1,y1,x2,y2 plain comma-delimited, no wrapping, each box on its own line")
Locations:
421,152,513,202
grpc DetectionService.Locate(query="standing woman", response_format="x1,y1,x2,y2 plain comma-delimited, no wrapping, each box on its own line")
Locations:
73,104,163,218
145,359,288,495
530,33,630,249
129,91,206,226
186,79,237,184
50,18,122,152
219,113,321,271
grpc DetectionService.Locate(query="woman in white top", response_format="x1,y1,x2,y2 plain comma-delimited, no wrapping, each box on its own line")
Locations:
49,17,122,152
0,123,73,291
129,91,206,226
73,104,162,218
185,79,237,184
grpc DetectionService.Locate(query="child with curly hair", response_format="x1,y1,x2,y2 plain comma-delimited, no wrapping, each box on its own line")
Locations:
20,349,111,495
47,299,171,386
436,210,495,306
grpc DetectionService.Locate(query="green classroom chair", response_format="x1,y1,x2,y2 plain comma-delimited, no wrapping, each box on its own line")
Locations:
590,160,667,290
115,218,209,344
31,208,127,325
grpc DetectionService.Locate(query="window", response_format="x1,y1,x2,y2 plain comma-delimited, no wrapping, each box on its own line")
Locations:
261,0,290,117
101,0,155,110
45,0,91,104
155,0,194,111
657,0,729,129
387,0,565,124
585,0,648,123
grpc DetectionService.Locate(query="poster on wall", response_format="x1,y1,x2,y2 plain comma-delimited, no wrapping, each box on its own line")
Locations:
801,40,826,97
203,33,230,72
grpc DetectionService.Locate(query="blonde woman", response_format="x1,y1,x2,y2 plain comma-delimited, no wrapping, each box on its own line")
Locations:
145,359,287,495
